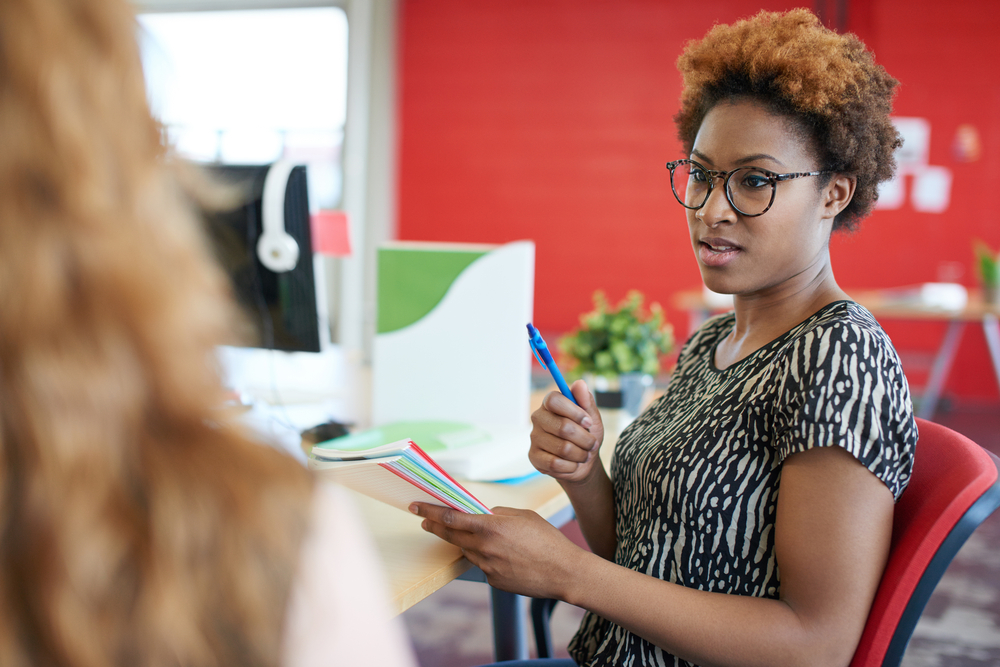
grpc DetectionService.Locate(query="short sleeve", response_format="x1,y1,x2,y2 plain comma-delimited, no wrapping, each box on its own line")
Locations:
772,316,917,500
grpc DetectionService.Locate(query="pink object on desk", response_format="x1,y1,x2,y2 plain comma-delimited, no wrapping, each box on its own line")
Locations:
310,210,351,256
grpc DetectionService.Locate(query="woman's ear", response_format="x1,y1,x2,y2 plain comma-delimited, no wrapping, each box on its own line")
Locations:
821,174,856,221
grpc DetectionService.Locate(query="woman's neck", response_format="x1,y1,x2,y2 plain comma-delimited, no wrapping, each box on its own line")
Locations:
714,259,849,370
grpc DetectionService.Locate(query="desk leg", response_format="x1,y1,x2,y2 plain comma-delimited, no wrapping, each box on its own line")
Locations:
462,508,575,663
490,589,529,662
689,307,710,337
982,315,1000,395
918,320,966,420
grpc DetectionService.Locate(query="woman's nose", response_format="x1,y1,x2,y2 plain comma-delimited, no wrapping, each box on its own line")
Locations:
696,181,736,227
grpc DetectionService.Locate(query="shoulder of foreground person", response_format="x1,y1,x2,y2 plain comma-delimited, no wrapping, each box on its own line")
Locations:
281,482,418,667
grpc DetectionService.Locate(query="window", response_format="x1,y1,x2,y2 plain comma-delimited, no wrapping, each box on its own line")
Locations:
138,7,348,209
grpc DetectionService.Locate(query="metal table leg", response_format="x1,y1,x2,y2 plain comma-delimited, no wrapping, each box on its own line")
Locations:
918,320,966,420
982,314,1000,395
456,506,577,661
456,567,529,661
490,589,529,661
689,307,710,337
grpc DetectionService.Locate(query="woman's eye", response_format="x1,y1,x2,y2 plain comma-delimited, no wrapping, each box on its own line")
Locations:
742,173,770,189
690,169,708,183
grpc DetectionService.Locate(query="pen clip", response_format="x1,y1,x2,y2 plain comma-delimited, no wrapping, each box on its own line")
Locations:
529,341,546,367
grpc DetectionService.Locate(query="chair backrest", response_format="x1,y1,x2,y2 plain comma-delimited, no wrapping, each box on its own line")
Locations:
850,418,1000,667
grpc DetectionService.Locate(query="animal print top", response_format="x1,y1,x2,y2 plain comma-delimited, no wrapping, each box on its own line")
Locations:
568,301,917,667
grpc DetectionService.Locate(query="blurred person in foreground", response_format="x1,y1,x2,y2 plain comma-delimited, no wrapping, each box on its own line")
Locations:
0,1,415,665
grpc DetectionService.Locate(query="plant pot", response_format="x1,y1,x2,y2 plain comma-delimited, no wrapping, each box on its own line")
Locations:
985,284,1000,307
588,373,653,438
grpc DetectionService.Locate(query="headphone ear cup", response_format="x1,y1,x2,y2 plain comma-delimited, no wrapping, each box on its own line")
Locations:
256,232,300,273
257,160,300,272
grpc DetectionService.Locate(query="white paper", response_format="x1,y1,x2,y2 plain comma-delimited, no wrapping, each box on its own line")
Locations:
875,174,906,210
911,166,953,214
892,117,931,171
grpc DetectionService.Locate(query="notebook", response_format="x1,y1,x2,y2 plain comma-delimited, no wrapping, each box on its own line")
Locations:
308,420,537,482
309,439,491,514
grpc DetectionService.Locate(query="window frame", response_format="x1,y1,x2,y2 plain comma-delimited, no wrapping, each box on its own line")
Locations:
132,0,396,361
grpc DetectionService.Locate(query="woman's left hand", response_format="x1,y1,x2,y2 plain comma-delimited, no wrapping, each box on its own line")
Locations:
409,502,583,601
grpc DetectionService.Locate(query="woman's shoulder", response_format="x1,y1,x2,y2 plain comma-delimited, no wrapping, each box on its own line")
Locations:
794,300,882,335
781,300,899,362
772,300,917,500
281,482,417,667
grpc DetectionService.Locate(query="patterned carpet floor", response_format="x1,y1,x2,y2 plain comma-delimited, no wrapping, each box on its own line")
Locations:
401,405,1000,667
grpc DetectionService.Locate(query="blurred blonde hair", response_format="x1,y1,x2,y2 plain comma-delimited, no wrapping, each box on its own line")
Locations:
0,1,314,665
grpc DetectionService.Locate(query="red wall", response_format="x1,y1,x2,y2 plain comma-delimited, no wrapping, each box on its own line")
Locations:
396,0,1000,401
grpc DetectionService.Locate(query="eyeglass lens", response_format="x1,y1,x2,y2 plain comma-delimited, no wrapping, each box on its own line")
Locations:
672,161,775,216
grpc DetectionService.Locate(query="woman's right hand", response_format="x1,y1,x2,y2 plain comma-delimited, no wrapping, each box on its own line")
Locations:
529,379,604,485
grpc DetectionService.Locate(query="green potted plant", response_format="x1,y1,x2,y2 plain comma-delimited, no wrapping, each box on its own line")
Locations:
559,290,674,419
974,240,1000,306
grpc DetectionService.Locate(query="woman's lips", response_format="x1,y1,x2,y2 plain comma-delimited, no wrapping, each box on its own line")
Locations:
698,238,742,267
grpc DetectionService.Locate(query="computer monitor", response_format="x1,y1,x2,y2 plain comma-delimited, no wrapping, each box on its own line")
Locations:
200,163,324,353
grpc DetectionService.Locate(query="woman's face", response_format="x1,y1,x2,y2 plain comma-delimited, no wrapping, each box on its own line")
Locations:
686,99,837,297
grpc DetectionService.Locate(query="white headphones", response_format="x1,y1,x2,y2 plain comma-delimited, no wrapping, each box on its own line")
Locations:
257,159,301,273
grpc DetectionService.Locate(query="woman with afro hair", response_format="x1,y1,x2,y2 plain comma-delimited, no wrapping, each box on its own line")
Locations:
413,9,917,667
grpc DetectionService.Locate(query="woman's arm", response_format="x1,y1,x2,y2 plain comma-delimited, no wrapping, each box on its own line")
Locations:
529,380,617,560
413,444,893,667
559,463,617,560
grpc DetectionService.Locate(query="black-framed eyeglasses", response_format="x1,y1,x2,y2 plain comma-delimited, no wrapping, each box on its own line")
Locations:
665,159,831,217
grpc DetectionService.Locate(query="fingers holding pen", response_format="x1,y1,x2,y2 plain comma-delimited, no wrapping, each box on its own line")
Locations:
539,397,586,434
530,417,594,480
534,380,603,447
530,380,605,483
529,445,593,479
532,412,594,459
541,382,592,425
570,379,605,439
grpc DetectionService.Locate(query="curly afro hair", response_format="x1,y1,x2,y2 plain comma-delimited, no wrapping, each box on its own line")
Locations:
674,9,902,231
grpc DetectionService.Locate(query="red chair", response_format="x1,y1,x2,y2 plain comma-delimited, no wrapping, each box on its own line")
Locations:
850,417,1000,666
526,418,1000,666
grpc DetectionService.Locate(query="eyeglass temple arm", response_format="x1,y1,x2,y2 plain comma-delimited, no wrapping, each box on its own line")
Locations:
773,170,831,181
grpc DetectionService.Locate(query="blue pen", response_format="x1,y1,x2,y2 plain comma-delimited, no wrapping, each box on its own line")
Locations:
526,323,579,406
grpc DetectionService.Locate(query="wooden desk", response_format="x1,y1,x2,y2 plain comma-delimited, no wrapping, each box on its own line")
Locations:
346,473,572,613
316,400,575,662
315,386,641,661
673,289,1000,419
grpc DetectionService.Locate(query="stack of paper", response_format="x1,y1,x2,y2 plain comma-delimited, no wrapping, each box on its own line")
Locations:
309,439,491,514
309,420,536,482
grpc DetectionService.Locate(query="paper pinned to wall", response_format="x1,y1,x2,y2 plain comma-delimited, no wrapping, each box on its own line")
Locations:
893,117,931,171
875,117,951,213
310,210,352,256
911,166,953,214
876,174,906,210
